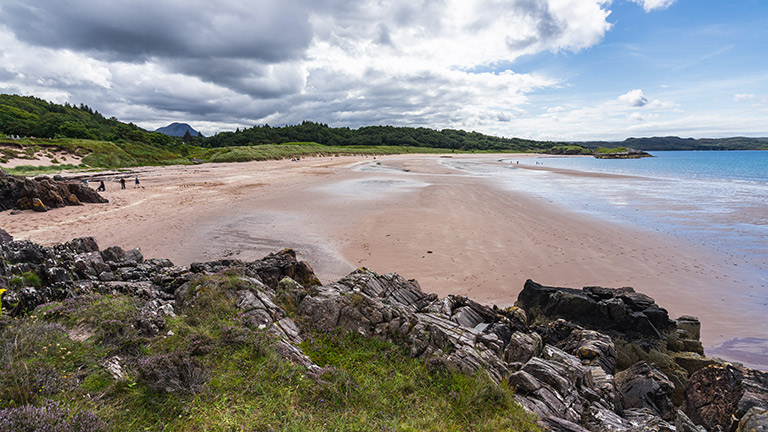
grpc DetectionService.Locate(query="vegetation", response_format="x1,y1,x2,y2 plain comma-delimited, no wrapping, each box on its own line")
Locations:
0,272,541,431
546,145,593,155
0,94,176,147
581,136,768,151
594,147,629,154
203,121,560,152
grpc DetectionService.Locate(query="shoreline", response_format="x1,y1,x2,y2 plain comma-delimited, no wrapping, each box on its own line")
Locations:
1,154,764,368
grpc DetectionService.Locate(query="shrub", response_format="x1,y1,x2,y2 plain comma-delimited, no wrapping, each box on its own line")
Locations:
0,399,108,432
0,321,72,407
22,272,41,287
136,352,208,394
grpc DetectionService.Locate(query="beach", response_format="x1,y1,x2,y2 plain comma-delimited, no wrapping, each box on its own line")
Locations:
1,154,762,364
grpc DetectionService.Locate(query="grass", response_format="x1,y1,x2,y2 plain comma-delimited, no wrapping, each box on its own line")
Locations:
0,273,542,431
194,143,458,163
2,137,544,177
595,146,629,154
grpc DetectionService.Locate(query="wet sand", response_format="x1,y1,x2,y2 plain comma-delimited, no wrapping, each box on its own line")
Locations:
1,154,763,366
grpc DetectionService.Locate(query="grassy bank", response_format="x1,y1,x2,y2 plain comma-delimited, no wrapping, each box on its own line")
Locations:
2,138,476,176
0,271,540,431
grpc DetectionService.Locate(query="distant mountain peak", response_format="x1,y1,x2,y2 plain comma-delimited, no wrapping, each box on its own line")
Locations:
155,122,202,138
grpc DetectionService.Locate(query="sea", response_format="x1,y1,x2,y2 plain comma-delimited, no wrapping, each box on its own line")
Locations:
443,151,768,367
509,151,767,267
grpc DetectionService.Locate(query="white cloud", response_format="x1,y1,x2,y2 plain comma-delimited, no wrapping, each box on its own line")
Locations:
618,89,649,107
630,0,677,12
734,93,757,102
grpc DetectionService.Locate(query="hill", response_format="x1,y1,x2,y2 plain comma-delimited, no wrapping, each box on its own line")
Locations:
0,94,176,147
580,136,768,151
202,121,561,152
155,122,202,138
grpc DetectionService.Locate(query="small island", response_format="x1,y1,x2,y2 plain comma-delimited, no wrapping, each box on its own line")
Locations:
593,146,653,159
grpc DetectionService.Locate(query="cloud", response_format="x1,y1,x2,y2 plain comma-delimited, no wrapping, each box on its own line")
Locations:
0,0,617,136
0,0,313,62
734,93,757,102
630,0,677,12
618,89,649,107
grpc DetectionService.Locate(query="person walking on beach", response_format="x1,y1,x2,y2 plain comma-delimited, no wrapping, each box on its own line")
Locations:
97,180,105,191
134,177,140,188
120,178,126,189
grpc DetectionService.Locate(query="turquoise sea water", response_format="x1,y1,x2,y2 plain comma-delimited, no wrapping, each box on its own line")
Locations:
512,151,768,274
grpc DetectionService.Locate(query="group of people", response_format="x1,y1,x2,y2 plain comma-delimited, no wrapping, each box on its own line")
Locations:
85,177,141,192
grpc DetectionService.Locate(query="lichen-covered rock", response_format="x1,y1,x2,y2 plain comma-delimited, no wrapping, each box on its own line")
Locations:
505,331,543,363
738,407,768,432
684,363,768,431
31,197,48,212
558,328,617,374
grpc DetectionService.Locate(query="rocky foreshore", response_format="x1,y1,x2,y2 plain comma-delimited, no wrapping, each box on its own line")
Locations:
1,233,766,431
0,170,108,212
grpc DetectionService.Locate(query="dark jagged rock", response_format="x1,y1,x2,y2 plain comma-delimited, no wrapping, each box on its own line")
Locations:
0,228,12,244
0,169,107,212
517,280,674,337
616,361,676,421
516,279,717,411
190,248,320,290
684,363,768,431
67,182,105,204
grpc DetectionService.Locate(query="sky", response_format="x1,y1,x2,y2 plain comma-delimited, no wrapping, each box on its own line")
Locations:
0,0,766,141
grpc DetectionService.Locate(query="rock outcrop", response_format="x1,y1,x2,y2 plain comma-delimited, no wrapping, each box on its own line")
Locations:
683,363,768,431
0,170,108,212
1,238,766,431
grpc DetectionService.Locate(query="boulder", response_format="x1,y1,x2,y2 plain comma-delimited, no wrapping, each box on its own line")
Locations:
684,363,768,431
32,197,48,212
738,407,768,432
516,280,673,337
505,331,543,363
0,170,107,212
616,361,676,421
67,182,108,204
558,328,617,374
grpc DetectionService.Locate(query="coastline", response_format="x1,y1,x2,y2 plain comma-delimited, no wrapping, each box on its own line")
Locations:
0,153,764,367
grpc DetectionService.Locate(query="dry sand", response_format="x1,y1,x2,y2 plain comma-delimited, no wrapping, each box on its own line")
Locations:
0,144,83,168
0,154,760,359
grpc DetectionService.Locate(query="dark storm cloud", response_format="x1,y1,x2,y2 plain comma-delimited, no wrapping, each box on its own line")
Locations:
0,0,313,62
166,59,305,98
